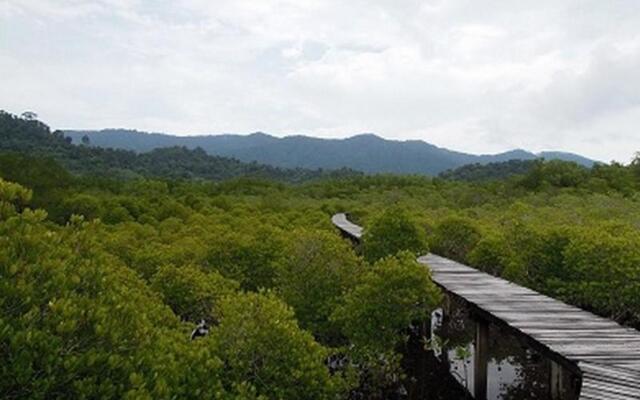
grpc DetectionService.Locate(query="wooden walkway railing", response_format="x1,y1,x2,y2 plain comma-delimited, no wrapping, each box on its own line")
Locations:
331,213,640,400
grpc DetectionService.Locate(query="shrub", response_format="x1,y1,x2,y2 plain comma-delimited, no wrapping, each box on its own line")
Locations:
362,208,428,263
430,216,481,262
276,229,363,345
332,251,442,355
151,264,238,322
467,233,514,276
212,291,347,399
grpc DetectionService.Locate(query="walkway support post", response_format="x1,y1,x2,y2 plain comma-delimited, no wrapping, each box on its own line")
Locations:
333,215,640,400
550,360,563,400
474,319,489,400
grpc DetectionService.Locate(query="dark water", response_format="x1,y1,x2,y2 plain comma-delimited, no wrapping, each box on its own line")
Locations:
370,293,581,399
401,323,470,400
424,295,581,400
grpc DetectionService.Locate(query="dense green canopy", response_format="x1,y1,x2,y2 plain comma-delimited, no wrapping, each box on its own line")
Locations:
3,111,640,398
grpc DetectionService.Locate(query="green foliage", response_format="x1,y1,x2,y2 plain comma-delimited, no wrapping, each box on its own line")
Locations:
211,291,346,399
589,162,636,195
467,232,515,276
3,111,640,397
205,227,285,291
0,181,350,398
276,229,363,345
0,209,227,399
0,153,72,191
0,111,361,184
151,265,239,322
518,159,589,190
525,227,573,289
362,207,428,263
439,159,537,182
332,252,442,355
0,178,32,218
62,194,104,221
430,216,482,263
631,152,640,180
0,153,73,219
561,230,640,324
63,128,594,175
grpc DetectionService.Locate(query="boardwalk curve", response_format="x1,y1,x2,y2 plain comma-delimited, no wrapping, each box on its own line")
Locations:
331,213,640,400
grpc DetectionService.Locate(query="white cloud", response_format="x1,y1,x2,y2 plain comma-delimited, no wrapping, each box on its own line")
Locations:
1,0,640,162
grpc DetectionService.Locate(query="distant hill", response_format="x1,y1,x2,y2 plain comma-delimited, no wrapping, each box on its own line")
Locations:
65,129,597,175
0,111,360,183
537,151,597,167
439,159,538,182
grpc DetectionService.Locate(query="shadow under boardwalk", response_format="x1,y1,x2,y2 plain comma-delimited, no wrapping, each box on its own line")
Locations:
331,213,640,400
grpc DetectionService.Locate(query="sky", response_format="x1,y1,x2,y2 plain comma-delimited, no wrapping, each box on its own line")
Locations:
1,0,640,163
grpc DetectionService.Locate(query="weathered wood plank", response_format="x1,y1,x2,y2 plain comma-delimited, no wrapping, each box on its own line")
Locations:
332,214,640,400
331,213,363,239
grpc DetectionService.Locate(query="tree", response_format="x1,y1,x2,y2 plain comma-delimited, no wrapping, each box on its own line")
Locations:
205,227,285,291
20,111,38,120
0,111,360,184
332,251,442,355
439,159,537,182
467,232,514,276
589,162,636,194
151,264,238,322
0,178,32,219
430,216,481,262
362,207,428,263
211,291,347,399
61,193,104,221
631,152,640,181
518,159,589,190
561,229,640,325
0,206,228,399
276,229,363,345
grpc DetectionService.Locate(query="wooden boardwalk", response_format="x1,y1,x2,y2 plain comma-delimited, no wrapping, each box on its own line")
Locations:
331,213,640,400
331,213,363,239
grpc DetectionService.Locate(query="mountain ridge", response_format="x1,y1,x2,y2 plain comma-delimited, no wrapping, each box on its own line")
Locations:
65,129,597,175
0,111,360,183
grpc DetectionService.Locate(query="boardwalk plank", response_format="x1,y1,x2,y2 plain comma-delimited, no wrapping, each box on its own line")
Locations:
332,214,640,400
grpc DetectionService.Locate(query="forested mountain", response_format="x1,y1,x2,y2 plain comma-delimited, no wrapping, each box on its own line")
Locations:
439,159,538,181
0,111,359,183
66,129,597,174
3,109,640,399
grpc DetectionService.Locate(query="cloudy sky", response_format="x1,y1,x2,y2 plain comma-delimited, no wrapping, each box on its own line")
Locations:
2,0,640,162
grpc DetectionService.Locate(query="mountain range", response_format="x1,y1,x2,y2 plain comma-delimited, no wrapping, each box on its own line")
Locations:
0,111,359,183
65,129,597,175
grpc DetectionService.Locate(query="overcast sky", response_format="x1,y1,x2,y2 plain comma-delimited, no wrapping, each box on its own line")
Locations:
2,1,640,162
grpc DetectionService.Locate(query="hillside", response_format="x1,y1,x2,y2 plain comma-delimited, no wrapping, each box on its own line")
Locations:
4,113,640,400
2,142,640,399
438,159,538,182
66,129,597,175
0,111,359,183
